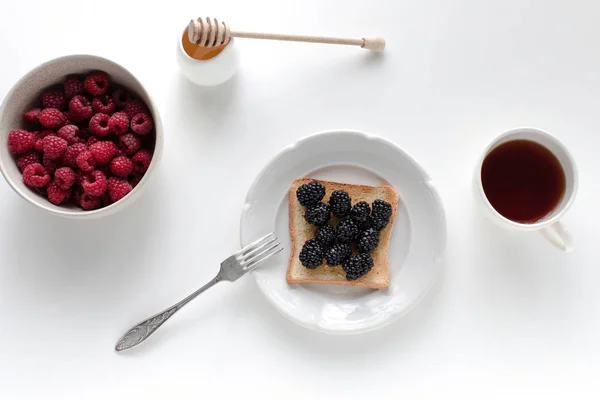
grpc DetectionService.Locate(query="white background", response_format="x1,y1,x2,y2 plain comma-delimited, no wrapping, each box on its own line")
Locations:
1,0,599,398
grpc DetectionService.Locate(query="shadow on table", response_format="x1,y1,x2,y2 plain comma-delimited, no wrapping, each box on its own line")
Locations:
466,205,577,322
1,175,168,306
172,73,240,128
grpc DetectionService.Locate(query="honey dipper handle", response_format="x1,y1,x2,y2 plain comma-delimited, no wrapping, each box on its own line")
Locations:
231,30,386,52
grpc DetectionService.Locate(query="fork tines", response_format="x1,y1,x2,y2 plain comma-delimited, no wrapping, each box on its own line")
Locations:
237,232,283,270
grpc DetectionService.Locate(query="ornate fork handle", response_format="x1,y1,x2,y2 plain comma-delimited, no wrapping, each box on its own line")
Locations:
115,276,220,352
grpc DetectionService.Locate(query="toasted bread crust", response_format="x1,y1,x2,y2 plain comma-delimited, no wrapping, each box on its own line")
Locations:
287,178,398,289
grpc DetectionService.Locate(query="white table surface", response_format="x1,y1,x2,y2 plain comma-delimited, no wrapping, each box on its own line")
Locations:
1,0,599,398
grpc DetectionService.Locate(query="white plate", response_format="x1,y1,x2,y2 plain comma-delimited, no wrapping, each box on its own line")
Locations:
240,130,447,334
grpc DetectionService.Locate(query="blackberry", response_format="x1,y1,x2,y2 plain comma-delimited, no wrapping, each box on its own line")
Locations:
372,199,393,219
324,243,351,266
342,253,374,280
357,228,380,253
336,218,359,243
304,202,331,226
299,239,324,269
296,180,326,206
329,190,351,217
368,214,390,231
316,225,336,246
350,201,370,223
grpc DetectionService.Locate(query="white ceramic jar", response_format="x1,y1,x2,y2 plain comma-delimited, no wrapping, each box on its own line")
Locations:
176,32,239,87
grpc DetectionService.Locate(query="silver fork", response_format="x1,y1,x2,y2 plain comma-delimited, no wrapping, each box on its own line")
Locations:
115,232,282,352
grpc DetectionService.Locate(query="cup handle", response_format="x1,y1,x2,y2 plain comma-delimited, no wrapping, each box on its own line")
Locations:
539,221,574,253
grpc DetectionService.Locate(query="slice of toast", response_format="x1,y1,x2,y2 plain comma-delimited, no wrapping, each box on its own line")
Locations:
287,178,399,289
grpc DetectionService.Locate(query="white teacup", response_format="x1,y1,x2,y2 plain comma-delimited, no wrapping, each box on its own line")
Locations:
474,127,578,252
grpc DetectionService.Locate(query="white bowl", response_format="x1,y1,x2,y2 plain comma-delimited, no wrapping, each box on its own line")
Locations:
0,54,164,219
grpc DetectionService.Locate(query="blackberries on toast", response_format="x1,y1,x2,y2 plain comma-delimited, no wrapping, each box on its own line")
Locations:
296,180,393,280
316,225,336,246
357,228,379,254
296,180,326,206
368,199,393,231
336,218,359,243
372,199,393,219
329,190,351,217
325,243,352,266
343,253,374,280
350,201,370,223
304,202,331,226
299,239,324,269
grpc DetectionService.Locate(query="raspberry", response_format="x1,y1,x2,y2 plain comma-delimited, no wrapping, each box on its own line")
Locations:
46,181,71,205
23,108,42,124
131,149,152,173
83,71,110,96
41,89,66,110
43,155,61,175
124,99,148,118
15,151,41,172
91,95,116,114
62,143,87,168
111,87,132,108
8,129,34,155
87,136,100,146
96,164,111,177
68,95,93,121
61,112,72,127
108,111,129,135
64,75,84,99
89,113,111,136
118,133,142,155
22,163,51,188
110,156,133,178
42,135,68,159
101,192,112,207
33,130,54,153
89,141,116,165
130,112,153,135
54,167,76,190
57,124,80,145
80,192,102,210
73,187,82,206
108,177,132,202
81,170,108,197
128,173,143,188
114,148,125,157
78,126,91,139
39,108,65,129
74,170,84,186
76,150,96,172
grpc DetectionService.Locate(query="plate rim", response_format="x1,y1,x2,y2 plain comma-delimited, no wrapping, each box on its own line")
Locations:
240,129,447,334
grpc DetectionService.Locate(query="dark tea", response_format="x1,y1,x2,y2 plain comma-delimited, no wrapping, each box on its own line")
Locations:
481,140,566,223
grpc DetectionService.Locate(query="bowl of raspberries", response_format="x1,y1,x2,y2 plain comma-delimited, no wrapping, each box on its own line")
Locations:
0,55,163,218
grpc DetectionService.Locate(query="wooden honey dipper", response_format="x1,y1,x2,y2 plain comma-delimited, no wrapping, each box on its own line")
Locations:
188,17,386,52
